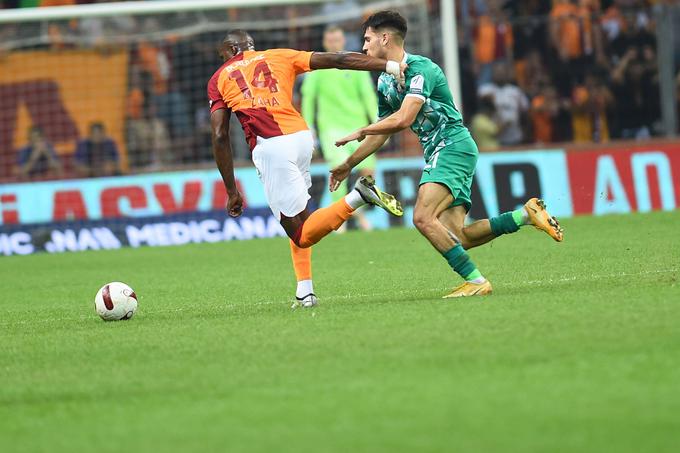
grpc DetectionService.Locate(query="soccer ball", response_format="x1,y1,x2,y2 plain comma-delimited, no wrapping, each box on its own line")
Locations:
95,282,138,321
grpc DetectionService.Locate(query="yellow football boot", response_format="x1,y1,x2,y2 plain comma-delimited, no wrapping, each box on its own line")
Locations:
443,280,493,298
524,198,564,242
355,176,403,217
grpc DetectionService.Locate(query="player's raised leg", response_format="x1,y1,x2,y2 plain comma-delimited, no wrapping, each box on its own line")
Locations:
413,182,492,298
255,131,401,305
438,199,564,250
283,175,402,249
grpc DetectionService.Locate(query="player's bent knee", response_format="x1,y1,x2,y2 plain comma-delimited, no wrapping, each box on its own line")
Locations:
286,219,314,248
412,212,426,230
413,213,436,236
296,237,313,249
289,225,312,249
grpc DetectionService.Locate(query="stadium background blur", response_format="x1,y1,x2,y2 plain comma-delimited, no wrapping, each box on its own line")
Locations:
0,0,677,174
1,0,679,254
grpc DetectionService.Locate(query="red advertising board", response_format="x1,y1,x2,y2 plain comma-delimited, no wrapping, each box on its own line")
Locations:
567,142,680,215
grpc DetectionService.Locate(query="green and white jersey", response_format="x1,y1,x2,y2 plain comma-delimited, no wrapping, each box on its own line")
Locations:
377,53,471,161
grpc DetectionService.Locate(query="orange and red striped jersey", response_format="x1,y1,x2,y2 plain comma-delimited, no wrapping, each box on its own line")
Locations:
207,49,313,150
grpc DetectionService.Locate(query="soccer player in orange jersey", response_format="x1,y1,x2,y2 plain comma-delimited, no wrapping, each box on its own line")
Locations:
207,30,405,307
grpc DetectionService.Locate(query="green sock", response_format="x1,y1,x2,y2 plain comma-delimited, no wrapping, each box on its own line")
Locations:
442,244,484,282
465,269,483,281
511,208,527,227
490,211,524,236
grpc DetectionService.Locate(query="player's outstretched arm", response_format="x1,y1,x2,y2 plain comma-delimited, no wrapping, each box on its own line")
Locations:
335,96,424,146
329,134,389,192
309,52,406,79
210,109,243,217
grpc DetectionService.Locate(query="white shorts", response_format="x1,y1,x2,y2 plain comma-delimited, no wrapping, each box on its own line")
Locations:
251,130,313,220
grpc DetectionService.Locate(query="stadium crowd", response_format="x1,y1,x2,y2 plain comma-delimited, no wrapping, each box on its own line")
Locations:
457,0,668,149
0,0,678,181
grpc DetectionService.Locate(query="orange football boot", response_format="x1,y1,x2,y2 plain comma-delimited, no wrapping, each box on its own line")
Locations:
524,198,564,242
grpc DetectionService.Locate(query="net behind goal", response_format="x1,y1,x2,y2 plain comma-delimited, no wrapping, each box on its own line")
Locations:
0,0,437,181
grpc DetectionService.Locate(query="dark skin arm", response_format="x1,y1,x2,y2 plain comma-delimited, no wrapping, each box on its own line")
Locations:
309,52,407,77
210,108,243,217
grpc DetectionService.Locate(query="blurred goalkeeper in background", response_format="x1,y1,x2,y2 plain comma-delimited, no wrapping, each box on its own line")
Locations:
301,25,378,231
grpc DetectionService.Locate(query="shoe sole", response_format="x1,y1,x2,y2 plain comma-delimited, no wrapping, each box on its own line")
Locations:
526,198,564,242
358,176,404,217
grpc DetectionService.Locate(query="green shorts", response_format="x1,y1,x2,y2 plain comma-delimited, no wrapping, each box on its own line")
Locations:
419,135,478,212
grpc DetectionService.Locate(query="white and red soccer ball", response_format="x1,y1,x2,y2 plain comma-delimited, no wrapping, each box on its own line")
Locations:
95,282,138,321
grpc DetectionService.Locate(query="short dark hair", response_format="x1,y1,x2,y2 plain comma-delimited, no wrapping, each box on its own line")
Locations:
362,10,407,40
90,122,105,133
224,29,255,52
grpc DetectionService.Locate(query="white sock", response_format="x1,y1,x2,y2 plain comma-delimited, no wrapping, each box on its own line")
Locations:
344,190,365,210
521,207,530,225
296,279,314,299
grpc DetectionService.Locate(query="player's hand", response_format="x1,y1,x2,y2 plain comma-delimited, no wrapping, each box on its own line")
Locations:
386,60,408,82
399,61,408,81
335,130,365,147
226,190,244,217
329,162,351,192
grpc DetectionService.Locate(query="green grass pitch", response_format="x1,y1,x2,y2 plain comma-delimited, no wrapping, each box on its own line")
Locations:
1,211,679,452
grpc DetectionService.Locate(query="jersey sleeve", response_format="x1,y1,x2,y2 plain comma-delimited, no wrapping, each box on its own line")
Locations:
405,62,436,102
274,49,313,75
207,71,226,113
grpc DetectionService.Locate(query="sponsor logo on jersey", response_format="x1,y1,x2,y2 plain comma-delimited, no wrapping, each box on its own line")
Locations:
226,53,265,72
410,74,424,95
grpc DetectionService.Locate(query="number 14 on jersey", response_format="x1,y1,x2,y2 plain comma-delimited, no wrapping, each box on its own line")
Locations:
229,61,279,100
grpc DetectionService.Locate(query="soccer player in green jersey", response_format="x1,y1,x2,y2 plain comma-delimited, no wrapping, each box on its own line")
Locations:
330,11,564,298
301,25,378,231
